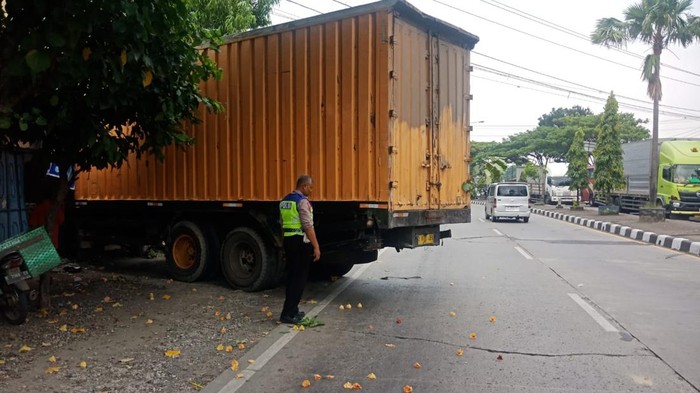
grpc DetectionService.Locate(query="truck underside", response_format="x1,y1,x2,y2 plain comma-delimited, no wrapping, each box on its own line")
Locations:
74,201,469,291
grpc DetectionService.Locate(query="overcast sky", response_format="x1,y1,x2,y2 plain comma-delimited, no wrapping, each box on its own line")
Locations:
270,0,700,142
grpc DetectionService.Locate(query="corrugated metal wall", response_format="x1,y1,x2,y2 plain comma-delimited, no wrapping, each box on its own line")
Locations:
389,17,470,211
75,5,473,210
436,36,471,208
77,10,391,203
0,152,28,242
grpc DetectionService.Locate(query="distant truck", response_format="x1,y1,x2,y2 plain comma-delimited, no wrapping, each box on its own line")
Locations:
503,164,545,202
72,0,479,291
544,163,575,205
596,139,700,215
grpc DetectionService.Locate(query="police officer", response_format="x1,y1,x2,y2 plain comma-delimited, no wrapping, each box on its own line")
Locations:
279,175,321,324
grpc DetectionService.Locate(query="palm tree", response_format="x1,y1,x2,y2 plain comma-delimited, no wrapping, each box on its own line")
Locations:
591,0,700,204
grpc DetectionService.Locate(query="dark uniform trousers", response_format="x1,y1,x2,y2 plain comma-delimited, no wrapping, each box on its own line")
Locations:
281,234,313,318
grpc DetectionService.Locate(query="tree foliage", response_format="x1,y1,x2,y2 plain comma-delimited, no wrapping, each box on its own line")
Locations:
0,0,225,182
593,94,626,199
566,128,590,200
592,0,700,102
538,106,593,127
186,0,280,36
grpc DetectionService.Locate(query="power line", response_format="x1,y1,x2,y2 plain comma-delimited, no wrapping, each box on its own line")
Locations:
473,52,700,113
472,73,700,120
285,0,322,14
331,0,352,7
272,9,297,21
482,0,700,79
429,0,700,89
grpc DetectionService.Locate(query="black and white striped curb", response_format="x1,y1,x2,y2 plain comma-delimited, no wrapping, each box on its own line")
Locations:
530,208,700,257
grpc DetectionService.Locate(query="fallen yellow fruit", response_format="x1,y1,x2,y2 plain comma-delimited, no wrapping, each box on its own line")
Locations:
231,359,239,371
339,305,345,310
216,344,224,351
238,343,245,350
456,348,464,356
413,362,422,369
490,316,497,323
469,333,477,340
48,356,57,363
225,345,233,353
313,374,322,380
403,385,413,393
19,345,32,353
80,361,87,368
45,366,60,374
164,349,181,358
367,372,377,379
449,311,456,317
301,380,311,388
357,303,363,308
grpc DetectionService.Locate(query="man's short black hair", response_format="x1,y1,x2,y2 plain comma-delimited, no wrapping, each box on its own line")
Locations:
296,175,312,188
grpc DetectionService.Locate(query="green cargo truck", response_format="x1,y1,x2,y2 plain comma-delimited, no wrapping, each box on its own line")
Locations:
602,139,700,216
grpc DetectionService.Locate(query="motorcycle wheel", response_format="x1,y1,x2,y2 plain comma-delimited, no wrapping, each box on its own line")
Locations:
3,288,29,325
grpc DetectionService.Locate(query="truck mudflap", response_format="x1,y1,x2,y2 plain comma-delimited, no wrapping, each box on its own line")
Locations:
383,225,452,249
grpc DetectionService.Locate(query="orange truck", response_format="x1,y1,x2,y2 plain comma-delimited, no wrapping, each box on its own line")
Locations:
73,0,478,291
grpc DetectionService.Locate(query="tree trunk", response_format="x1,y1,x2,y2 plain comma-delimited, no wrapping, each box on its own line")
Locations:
649,97,659,204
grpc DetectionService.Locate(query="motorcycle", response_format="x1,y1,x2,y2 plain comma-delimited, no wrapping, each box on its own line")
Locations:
0,250,31,325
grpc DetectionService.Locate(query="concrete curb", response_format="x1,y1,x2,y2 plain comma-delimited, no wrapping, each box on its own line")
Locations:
530,208,700,257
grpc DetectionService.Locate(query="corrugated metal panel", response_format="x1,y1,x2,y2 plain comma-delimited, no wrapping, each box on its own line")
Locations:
435,37,470,208
389,18,431,210
76,10,392,203
389,17,470,211
0,152,28,242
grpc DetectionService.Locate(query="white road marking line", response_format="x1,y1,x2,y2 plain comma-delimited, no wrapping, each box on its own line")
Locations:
568,293,618,333
478,218,485,223
210,250,382,392
514,246,533,260
493,229,503,236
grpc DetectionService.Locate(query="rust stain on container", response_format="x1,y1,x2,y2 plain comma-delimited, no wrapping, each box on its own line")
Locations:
75,1,478,210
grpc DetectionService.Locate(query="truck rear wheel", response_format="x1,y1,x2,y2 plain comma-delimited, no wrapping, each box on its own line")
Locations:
220,227,277,292
165,221,219,282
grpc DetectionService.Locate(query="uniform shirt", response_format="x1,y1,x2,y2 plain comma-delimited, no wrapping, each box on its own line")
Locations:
293,190,314,230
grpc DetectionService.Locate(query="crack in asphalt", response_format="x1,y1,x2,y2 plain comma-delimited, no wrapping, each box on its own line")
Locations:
345,329,647,359
503,242,700,392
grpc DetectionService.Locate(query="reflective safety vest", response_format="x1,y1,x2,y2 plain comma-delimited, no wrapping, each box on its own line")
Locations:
279,192,309,237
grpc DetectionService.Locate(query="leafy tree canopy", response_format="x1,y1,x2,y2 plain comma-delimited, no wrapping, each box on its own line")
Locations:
538,105,593,127
0,0,226,181
186,0,280,36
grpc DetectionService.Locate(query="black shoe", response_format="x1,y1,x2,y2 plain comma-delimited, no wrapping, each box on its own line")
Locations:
280,314,303,324
296,311,306,319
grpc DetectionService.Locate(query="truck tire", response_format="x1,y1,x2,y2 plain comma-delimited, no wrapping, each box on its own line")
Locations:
166,221,219,282
220,227,277,292
484,207,490,220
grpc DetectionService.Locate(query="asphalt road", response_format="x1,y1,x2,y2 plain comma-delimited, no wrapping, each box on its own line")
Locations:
206,205,700,393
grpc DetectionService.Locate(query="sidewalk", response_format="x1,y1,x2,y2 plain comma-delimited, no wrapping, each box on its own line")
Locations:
472,200,700,258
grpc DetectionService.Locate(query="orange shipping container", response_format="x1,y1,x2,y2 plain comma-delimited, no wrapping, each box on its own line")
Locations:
75,0,478,212
74,0,479,291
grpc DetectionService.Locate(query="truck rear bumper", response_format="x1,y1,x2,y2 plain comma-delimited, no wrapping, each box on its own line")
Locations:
383,207,471,229
382,225,452,249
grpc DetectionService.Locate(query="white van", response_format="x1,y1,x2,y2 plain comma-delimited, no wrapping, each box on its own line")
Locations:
485,182,530,222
